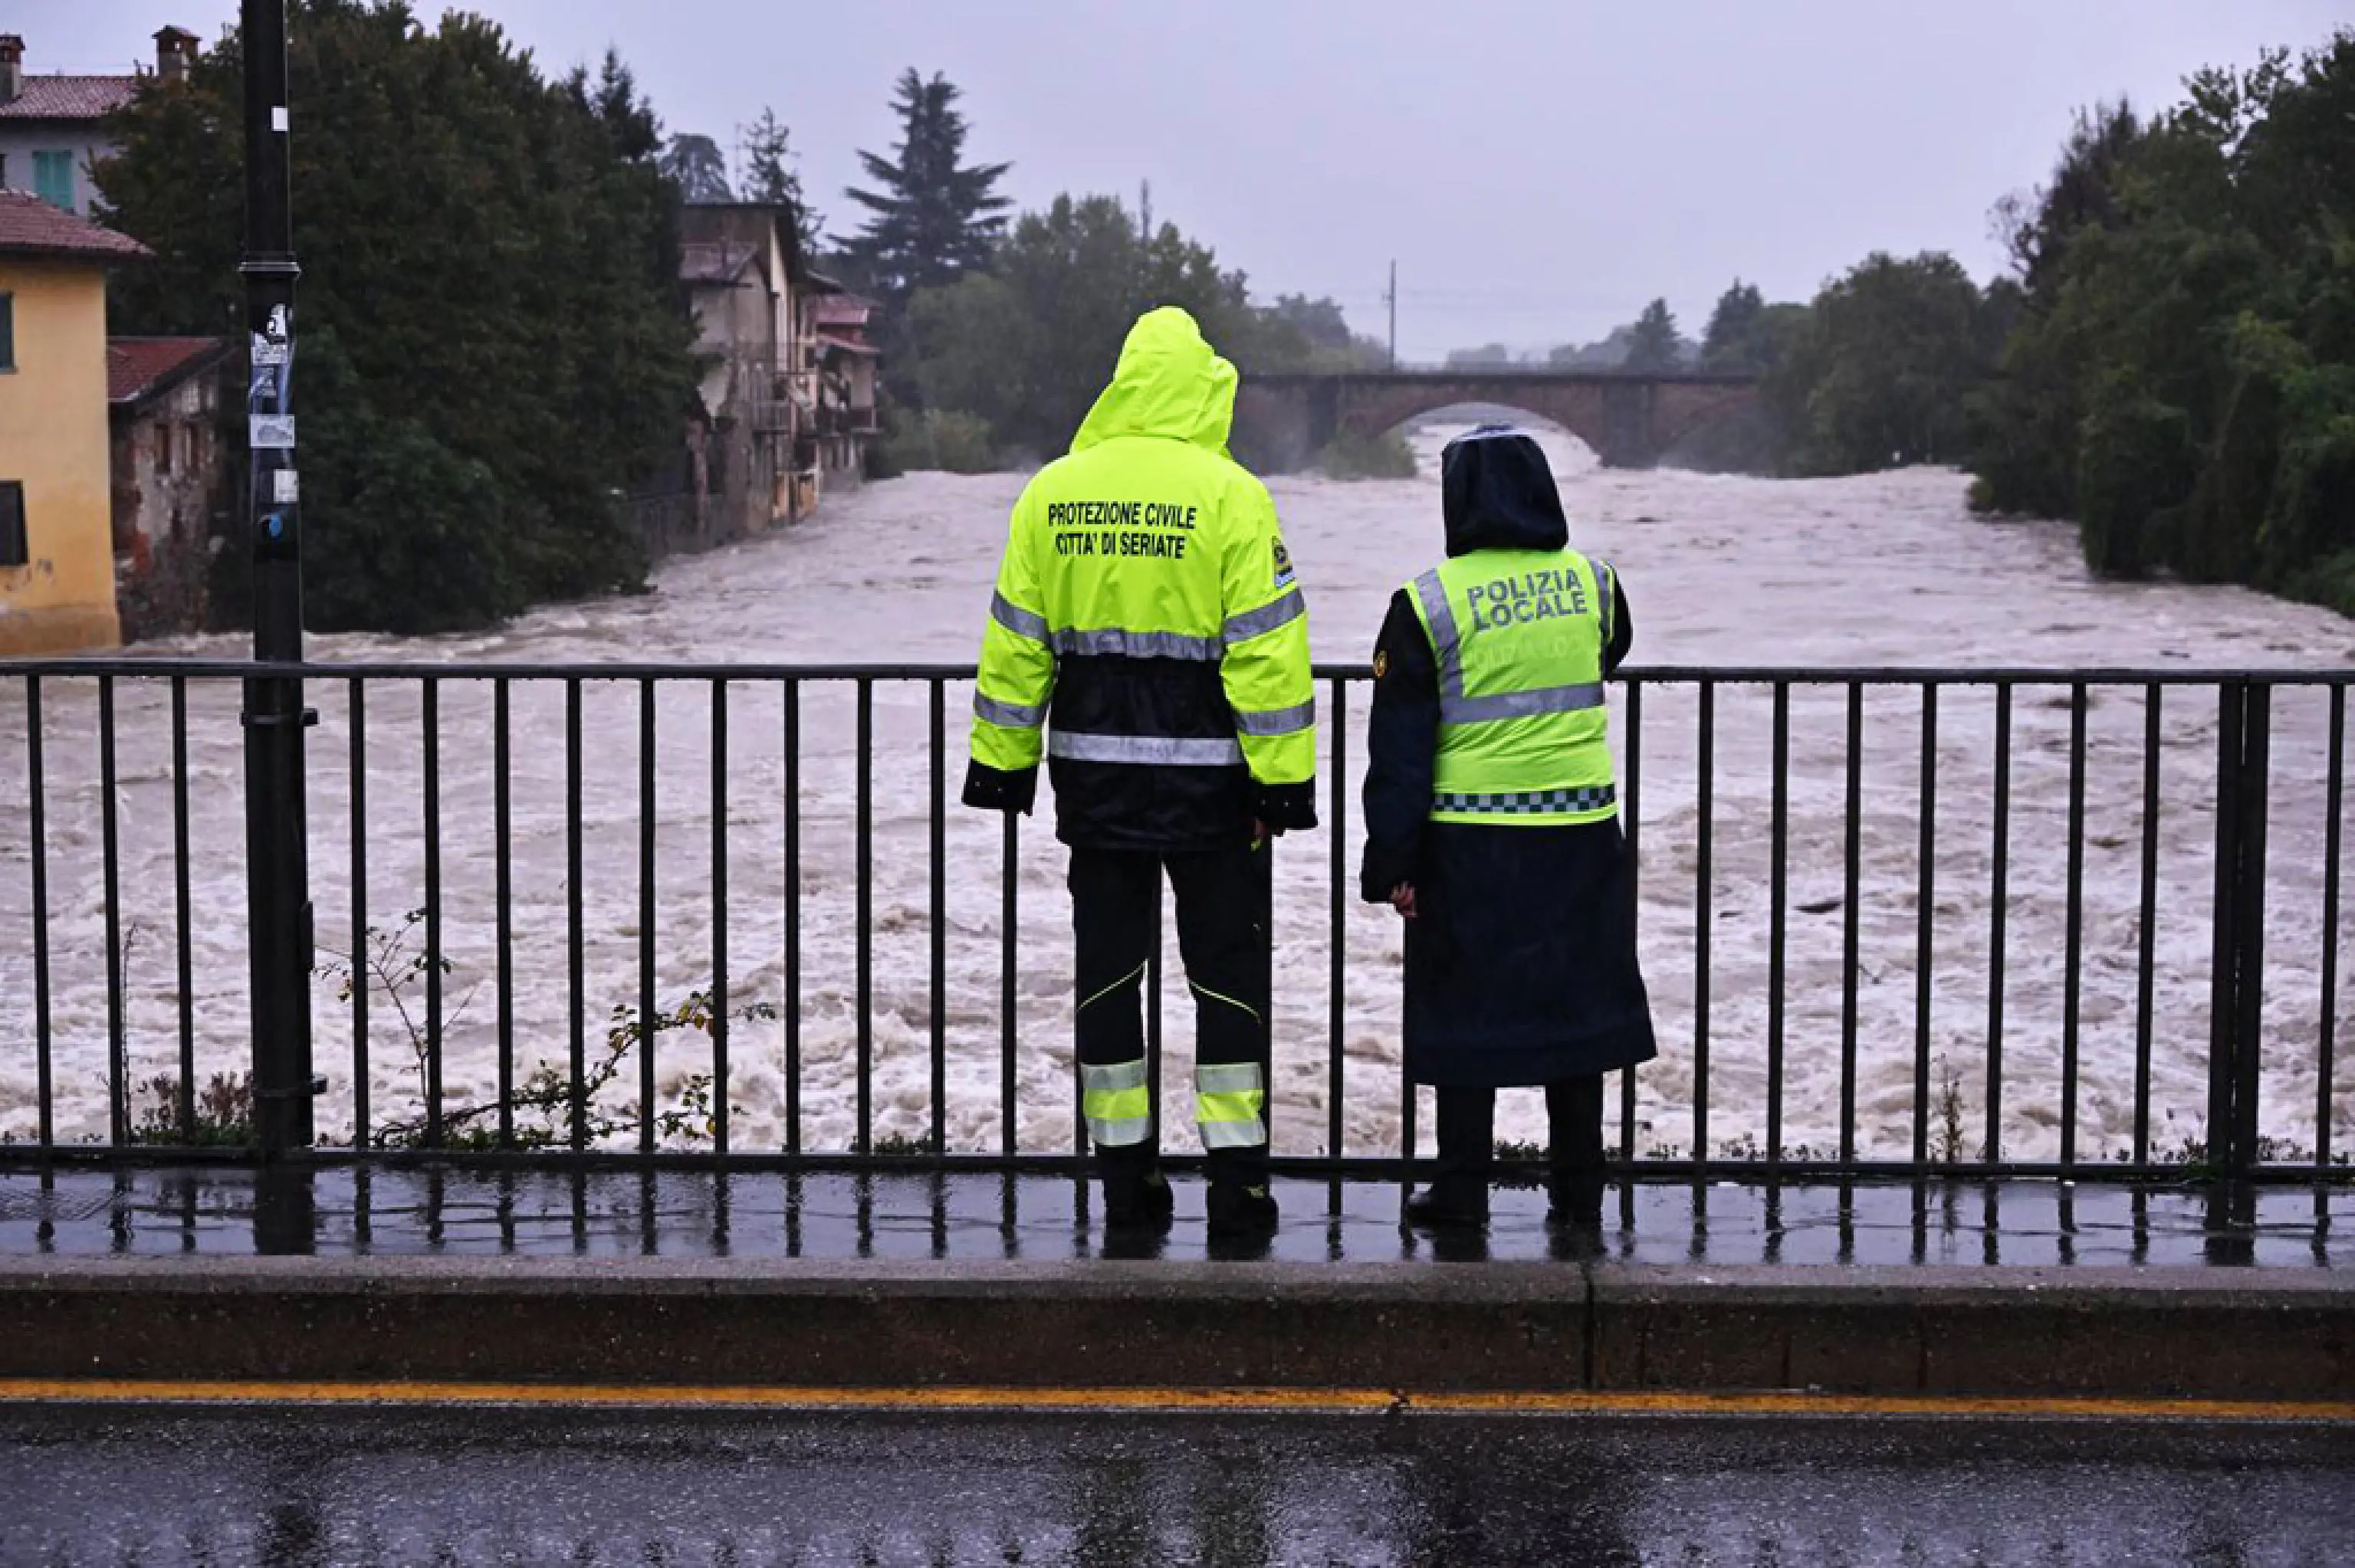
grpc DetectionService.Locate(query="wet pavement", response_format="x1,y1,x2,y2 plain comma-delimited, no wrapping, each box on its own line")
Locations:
0,1402,2350,1566
0,1163,2342,1267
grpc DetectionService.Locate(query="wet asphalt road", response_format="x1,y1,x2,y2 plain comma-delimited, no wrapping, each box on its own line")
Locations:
2,1405,2351,1566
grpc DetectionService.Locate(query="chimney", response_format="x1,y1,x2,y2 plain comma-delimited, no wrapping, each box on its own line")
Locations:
0,37,25,107
154,26,199,85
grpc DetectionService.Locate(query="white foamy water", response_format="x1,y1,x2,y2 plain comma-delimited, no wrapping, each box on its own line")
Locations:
3,425,2349,1161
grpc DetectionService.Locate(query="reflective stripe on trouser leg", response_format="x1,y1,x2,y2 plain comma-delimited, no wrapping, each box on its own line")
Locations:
1195,1060,1266,1150
1083,1058,1151,1147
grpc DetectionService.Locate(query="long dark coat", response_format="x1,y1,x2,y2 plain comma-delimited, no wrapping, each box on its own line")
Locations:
1358,429,1658,1088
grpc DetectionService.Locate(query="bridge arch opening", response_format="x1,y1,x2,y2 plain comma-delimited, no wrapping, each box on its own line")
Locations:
1380,402,1599,484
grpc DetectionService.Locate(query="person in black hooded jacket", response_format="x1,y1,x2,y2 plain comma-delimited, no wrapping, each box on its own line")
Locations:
1360,426,1657,1233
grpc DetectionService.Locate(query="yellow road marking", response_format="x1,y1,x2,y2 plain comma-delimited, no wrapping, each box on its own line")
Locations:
0,1381,2349,1422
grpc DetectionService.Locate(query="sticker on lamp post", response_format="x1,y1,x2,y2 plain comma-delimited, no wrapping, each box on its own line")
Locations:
251,415,297,450
272,469,300,504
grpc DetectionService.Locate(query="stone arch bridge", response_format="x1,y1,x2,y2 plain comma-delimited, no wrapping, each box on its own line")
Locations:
1231,371,1760,471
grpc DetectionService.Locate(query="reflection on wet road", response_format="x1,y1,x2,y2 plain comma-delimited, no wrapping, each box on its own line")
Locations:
3,1404,2350,1566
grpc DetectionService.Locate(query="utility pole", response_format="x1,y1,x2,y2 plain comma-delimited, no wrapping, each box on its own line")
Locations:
1386,259,1398,371
241,0,316,1156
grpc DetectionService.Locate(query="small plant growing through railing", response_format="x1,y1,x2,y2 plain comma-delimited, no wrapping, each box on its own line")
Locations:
317,912,772,1150
129,1070,255,1146
1931,1055,1967,1167
869,1131,944,1157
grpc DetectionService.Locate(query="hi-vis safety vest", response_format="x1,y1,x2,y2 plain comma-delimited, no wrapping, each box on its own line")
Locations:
1406,547,1618,826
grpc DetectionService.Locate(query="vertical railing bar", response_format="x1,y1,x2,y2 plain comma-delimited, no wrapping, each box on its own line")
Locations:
1620,679,1642,1162
1693,679,1713,1170
1000,812,1018,1156
783,681,801,1157
1985,682,2011,1166
2133,683,2161,1166
172,677,197,1143
1841,681,1863,1168
567,677,586,1150
2206,682,2246,1177
2061,681,2087,1169
930,678,948,1157
855,677,873,1157
2233,683,2271,1173
28,677,52,1150
1328,675,1348,1169
99,675,124,1146
422,677,442,1148
711,677,730,1157
639,679,658,1154
343,677,365,1148
1766,681,1788,1171
493,679,514,1146
1912,683,1937,1169
2317,685,2344,1173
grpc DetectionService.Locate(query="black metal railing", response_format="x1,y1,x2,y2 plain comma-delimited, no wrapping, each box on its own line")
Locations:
2,661,2346,1184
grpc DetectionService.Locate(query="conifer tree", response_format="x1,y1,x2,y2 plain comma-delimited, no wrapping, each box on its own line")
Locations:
842,69,1011,306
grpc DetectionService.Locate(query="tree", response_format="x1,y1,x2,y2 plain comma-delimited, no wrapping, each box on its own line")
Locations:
904,194,1253,458
842,69,1011,307
1769,252,1994,474
1621,299,1685,373
739,107,822,254
659,132,733,204
93,0,699,634
1700,280,1768,371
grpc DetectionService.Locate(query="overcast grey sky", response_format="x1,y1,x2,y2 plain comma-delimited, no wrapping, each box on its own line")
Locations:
21,0,2348,357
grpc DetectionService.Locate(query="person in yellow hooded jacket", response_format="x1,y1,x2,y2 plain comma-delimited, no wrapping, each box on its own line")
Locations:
965,307,1317,1239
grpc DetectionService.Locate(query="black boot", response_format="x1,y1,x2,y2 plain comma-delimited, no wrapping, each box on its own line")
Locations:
1100,1151,1174,1235
1206,1181,1279,1238
1545,1168,1604,1232
1545,1076,1608,1232
1403,1180,1490,1230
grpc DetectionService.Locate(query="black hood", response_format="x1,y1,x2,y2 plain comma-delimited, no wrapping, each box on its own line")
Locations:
1440,425,1570,557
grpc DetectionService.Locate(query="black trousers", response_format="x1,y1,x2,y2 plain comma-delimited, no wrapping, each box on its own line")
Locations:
1433,1075,1606,1216
1069,844,1269,1188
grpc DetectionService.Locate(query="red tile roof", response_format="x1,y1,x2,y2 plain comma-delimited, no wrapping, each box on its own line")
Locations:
815,332,881,359
811,294,877,326
107,336,226,407
0,74,140,121
0,189,149,261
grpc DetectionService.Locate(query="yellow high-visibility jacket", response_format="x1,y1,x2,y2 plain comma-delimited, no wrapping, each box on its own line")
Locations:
964,307,1317,849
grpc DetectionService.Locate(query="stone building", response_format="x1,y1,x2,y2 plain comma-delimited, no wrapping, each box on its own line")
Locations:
107,334,228,641
0,27,199,217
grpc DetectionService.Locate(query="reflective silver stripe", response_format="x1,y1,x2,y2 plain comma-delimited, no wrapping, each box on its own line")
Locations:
1089,1116,1152,1146
1049,732,1244,767
1433,786,1618,816
1052,627,1223,662
1233,698,1315,737
1199,1118,1267,1148
1440,682,1607,725
1221,589,1305,646
1195,1061,1264,1094
990,591,1050,645
1595,558,1615,648
1411,569,1464,700
1081,1058,1148,1093
973,691,1046,729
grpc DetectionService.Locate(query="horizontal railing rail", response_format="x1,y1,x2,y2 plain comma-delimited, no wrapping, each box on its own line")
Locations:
2,661,2346,1186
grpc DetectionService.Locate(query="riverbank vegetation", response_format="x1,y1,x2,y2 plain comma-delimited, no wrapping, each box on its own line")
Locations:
1536,30,2355,616
97,0,699,636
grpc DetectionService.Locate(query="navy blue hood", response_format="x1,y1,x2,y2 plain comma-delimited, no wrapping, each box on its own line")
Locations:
1440,425,1570,557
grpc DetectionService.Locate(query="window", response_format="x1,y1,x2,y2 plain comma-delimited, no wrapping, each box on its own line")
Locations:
32,150,75,212
0,294,12,372
0,484,26,569
155,422,173,475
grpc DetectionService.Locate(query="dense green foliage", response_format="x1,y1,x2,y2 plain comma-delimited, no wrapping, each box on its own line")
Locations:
898,192,1383,465
1969,36,2355,612
1621,298,1687,373
842,70,1012,310
97,0,698,634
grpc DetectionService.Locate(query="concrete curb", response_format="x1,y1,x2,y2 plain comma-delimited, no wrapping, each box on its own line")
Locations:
1,1258,2347,1399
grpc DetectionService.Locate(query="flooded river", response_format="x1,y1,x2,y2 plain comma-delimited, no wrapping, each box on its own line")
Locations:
4,427,2349,1161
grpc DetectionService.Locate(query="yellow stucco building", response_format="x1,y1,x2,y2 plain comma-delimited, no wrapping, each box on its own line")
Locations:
0,189,148,654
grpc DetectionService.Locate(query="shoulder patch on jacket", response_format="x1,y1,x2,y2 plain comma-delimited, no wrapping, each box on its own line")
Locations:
1373,648,1388,680
1272,538,1296,589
